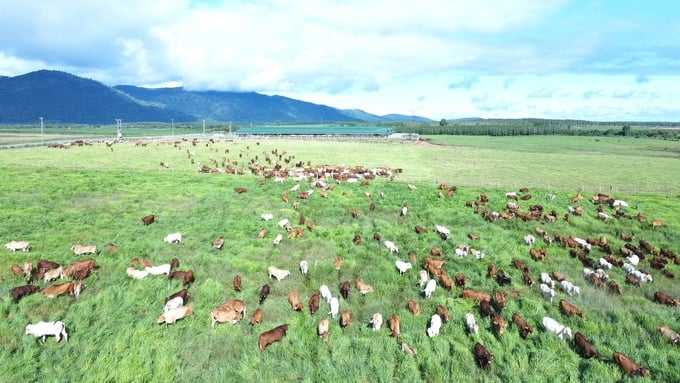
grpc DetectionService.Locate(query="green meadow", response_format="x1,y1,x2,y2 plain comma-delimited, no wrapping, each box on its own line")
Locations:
0,135,679,382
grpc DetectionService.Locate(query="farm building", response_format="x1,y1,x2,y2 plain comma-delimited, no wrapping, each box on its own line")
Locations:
235,124,395,138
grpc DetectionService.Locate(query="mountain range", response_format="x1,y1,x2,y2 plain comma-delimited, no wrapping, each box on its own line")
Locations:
0,70,431,124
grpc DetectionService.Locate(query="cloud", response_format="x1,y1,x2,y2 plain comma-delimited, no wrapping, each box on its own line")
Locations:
448,76,479,89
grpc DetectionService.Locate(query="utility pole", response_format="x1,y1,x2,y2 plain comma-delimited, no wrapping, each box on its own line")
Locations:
202,120,206,136
39,117,44,145
171,118,174,137
116,119,122,141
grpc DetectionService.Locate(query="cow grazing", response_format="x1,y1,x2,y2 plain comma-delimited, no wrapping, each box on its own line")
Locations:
43,266,64,283
163,233,182,244
653,291,680,306
164,296,184,312
258,324,289,351
10,284,41,301
434,224,451,240
233,275,242,292
144,263,174,276
511,313,534,339
491,312,506,336
71,244,97,255
168,270,194,286
288,290,304,311
165,289,188,305
141,214,155,225
340,310,352,328
436,304,450,322
419,269,429,287
439,271,454,290
25,321,68,343
524,234,536,246
353,234,362,246
309,293,320,315
340,280,352,300
474,342,493,369
329,297,339,318
41,281,83,298
559,299,586,319
407,300,420,316
261,213,274,221
462,289,492,302
5,240,30,252
427,314,442,338
560,280,581,296
613,351,650,377
299,260,309,275
395,260,412,275
273,233,283,246
259,284,271,304
542,316,572,340
211,308,241,328
319,285,332,303
454,273,468,288
356,278,374,295
487,263,497,279
539,283,556,302
389,314,401,338
609,280,623,295
334,256,343,271
249,308,263,325
496,270,512,286
465,313,479,334
401,342,417,357
217,299,247,318
423,279,437,298
658,325,680,345
574,332,602,361
384,240,399,253
370,313,383,331
157,306,193,326
318,318,330,341
11,263,25,276
212,236,225,250
479,299,494,318
267,266,290,281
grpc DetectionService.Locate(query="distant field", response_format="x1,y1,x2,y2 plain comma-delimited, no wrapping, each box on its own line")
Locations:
1,136,679,382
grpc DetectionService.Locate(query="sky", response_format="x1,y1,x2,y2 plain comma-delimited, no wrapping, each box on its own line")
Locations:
0,0,678,121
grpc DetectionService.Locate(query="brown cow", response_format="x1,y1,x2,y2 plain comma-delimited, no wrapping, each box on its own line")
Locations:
559,299,586,318
258,324,289,351
454,273,467,288
389,314,400,338
259,284,270,304
40,281,83,298
414,225,427,235
609,280,623,295
233,275,242,292
474,342,493,368
612,351,649,377
653,291,680,306
10,285,40,301
340,280,351,300
168,270,194,286
522,271,534,287
249,308,263,325
308,293,320,315
462,289,492,302
353,234,362,246
340,310,352,328
439,271,454,290
407,300,420,315
142,214,155,225
430,247,442,257
658,325,680,345
218,299,247,318
479,299,494,318
211,308,241,328
212,236,225,250
492,291,507,313
334,256,343,271
435,305,450,322
318,318,330,341
487,263,497,279
574,332,602,361
626,274,642,287
288,290,304,311
491,312,506,335
511,313,534,339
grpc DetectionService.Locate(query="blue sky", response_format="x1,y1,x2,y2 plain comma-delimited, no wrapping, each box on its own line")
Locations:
0,0,678,121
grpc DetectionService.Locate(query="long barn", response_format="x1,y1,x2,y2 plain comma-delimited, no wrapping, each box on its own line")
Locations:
236,124,395,138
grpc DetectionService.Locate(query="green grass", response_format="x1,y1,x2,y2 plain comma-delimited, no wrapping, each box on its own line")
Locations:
0,136,679,382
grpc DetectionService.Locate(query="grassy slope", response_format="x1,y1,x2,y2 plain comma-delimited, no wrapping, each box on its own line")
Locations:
0,137,678,382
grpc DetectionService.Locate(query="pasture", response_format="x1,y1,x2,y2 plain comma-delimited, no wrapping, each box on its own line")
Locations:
1,136,679,382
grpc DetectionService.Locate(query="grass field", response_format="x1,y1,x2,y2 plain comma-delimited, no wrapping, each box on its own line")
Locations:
0,135,679,382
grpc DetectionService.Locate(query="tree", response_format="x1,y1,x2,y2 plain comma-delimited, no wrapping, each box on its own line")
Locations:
439,119,448,127
621,125,631,136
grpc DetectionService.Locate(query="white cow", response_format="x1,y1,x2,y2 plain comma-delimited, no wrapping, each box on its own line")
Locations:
299,260,309,275
455,245,469,258
623,262,636,274
395,260,412,275
540,272,555,289
370,313,383,331
400,206,408,216
126,267,149,280
5,240,30,252
539,283,555,302
626,254,640,266
145,264,172,275
434,225,451,239
71,244,97,255
329,297,339,319
320,285,332,303
612,199,629,209
419,270,429,287
427,314,442,338
277,218,289,228
163,233,182,244
25,321,68,343
163,296,184,312
267,266,290,281
599,257,613,270
273,234,283,246
43,266,64,283
523,234,536,246
423,279,437,298
465,313,479,334
542,316,572,340
384,240,399,253
260,213,274,221
560,280,581,296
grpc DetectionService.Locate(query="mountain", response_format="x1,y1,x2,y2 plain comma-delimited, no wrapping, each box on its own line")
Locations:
0,70,432,124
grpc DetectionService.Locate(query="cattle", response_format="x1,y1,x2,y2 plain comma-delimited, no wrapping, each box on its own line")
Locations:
340,310,352,328
41,281,83,298
356,278,374,295
258,324,289,351
257,229,267,239
609,280,623,295
539,283,556,303
334,256,343,271
261,213,274,221
384,240,399,253
419,270,429,287
277,218,290,229
530,247,546,261
340,280,351,300
512,259,530,274
651,219,663,228
163,233,182,244
407,300,420,316
401,342,417,357
233,275,242,292
487,263,497,279
353,234,362,245
658,325,680,345
435,304,450,322
574,332,602,361
25,321,68,343
462,289,492,302
157,306,193,326
218,299,247,318
329,297,339,318
427,314,442,337
522,272,534,287
491,312,506,336
434,224,450,240
612,351,650,377
373,232,381,242
511,313,534,339
267,266,290,281
653,291,680,306
318,318,330,341
479,299,494,318
144,263,174,276
299,260,308,275
141,214,155,225
395,260,412,275
465,313,479,334
559,299,586,318
63,259,96,280
474,342,493,369
249,308,263,325
288,290,304,311
496,270,512,286
454,245,468,258
11,264,24,276
626,274,643,287
259,284,271,304
168,270,194,286
423,279,437,298
439,271,454,290
552,271,568,282
71,244,97,255
523,234,536,246
370,313,383,331
165,289,188,305
414,225,427,235
560,280,581,296
10,284,41,301
164,296,184,313
308,293,320,315
273,233,283,246
43,266,64,283
454,273,467,288
542,316,572,340
212,236,225,250
319,285,332,303
5,240,30,252
388,314,401,338
211,308,241,328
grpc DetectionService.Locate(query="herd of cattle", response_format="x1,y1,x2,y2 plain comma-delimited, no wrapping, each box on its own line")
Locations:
5,143,679,378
